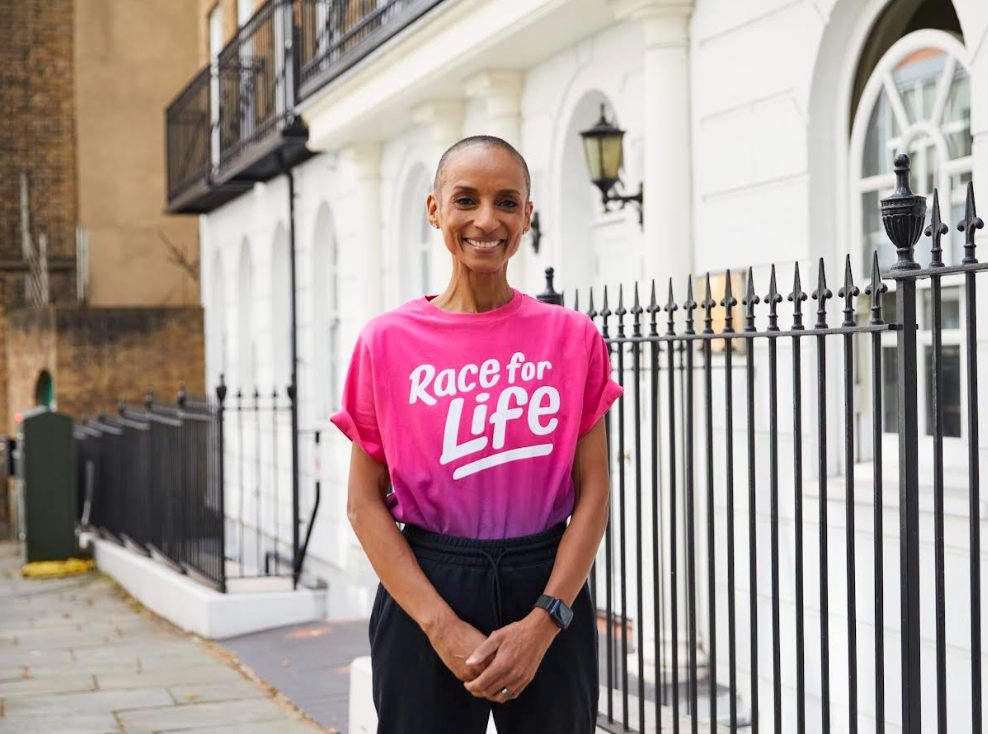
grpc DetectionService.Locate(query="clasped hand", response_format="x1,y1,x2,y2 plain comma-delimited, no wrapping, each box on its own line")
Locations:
426,610,559,701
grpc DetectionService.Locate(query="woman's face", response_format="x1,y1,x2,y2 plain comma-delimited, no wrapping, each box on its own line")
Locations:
427,145,533,275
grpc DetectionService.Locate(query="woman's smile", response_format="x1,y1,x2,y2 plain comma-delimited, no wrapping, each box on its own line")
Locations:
463,237,505,251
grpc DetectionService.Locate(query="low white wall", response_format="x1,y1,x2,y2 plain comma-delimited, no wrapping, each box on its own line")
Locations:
89,535,326,639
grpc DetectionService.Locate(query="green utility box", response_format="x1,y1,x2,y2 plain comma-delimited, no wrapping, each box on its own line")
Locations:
17,408,77,562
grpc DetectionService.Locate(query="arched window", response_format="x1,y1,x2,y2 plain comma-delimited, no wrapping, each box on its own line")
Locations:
271,226,292,392
399,163,432,302
208,250,228,389
237,239,257,392
34,371,53,410
852,30,971,274
849,17,970,473
311,203,341,420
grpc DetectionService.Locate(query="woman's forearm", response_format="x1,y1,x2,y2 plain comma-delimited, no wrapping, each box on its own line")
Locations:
348,494,455,635
541,486,609,609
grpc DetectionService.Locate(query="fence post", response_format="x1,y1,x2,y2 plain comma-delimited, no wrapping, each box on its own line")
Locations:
216,374,227,593
536,266,563,306
880,153,924,733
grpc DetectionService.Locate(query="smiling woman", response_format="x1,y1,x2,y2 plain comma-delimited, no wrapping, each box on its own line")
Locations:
330,135,622,734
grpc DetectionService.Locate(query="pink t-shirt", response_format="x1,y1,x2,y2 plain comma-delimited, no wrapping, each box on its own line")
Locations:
329,286,624,539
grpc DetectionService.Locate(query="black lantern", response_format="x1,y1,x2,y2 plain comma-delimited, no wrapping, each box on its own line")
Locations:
579,103,643,226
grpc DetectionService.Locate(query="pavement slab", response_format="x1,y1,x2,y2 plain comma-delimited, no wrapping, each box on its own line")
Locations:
116,697,293,732
0,541,328,734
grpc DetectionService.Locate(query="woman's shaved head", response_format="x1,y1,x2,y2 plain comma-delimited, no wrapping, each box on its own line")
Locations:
433,135,531,203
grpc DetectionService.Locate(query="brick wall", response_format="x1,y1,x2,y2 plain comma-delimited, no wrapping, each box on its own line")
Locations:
0,0,78,271
5,306,206,434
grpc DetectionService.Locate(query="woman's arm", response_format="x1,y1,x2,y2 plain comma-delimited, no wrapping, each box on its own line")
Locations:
346,442,494,681
463,415,610,700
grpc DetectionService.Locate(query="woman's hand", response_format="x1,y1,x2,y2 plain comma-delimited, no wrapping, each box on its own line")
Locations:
462,609,559,701
426,612,495,682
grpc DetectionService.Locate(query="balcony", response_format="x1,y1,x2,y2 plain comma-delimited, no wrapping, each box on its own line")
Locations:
165,0,309,214
165,0,449,214
295,0,446,101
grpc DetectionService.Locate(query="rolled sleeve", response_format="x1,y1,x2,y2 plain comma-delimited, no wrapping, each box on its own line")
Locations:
578,318,624,438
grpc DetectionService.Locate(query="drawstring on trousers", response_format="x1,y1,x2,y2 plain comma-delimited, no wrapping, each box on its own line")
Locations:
479,549,507,629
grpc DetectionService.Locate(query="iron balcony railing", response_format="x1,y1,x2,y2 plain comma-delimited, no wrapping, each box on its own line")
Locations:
165,66,212,205
165,0,449,212
215,0,307,182
296,0,446,100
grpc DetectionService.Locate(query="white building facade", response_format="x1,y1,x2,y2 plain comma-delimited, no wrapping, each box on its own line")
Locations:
171,0,988,731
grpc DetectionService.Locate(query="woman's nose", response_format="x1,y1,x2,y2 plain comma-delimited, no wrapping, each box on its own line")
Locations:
473,202,499,231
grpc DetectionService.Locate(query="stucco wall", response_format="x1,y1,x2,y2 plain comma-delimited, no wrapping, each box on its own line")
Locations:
74,0,202,307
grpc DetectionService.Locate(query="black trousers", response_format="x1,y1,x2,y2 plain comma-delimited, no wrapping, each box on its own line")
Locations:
368,522,599,734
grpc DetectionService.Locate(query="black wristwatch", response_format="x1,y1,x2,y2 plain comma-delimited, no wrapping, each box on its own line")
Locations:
534,594,573,630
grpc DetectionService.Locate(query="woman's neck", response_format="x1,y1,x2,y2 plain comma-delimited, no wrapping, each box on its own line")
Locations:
429,276,514,314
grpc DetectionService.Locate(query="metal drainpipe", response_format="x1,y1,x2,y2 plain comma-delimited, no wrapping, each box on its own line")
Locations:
281,153,301,590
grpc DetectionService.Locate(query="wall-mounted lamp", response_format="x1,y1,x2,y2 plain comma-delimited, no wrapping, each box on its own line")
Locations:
579,103,643,228
529,210,542,254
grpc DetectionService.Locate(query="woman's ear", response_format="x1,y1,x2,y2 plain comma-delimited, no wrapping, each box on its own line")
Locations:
426,191,440,229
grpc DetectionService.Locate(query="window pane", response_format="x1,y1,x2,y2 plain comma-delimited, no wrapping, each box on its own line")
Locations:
922,287,961,330
883,346,898,432
862,190,896,273
944,67,972,159
892,47,947,124
863,89,898,177
925,344,962,438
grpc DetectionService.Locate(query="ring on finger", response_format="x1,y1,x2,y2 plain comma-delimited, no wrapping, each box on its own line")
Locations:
500,686,516,701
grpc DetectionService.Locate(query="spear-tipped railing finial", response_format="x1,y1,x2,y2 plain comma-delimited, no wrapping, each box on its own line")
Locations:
926,188,948,267
811,257,833,329
616,284,627,338
646,279,659,337
743,269,759,333
838,254,860,327
958,180,984,265
665,278,678,336
721,270,737,334
631,282,643,338
702,273,716,335
684,275,697,335
864,250,888,326
788,262,807,330
765,265,782,332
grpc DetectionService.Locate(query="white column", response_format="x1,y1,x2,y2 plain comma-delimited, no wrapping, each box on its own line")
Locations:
608,0,697,685
464,71,528,290
464,71,523,146
339,142,383,327
609,0,694,288
412,100,464,294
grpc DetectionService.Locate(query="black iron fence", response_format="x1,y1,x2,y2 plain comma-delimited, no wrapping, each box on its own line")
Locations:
77,378,322,593
547,155,984,734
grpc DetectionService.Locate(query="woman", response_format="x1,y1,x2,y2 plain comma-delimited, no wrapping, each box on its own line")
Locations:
330,135,623,733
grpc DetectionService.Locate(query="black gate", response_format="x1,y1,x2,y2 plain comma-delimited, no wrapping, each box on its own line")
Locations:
545,154,983,734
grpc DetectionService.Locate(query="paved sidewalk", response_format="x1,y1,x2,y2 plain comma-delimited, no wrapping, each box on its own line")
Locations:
0,541,331,734
223,620,368,731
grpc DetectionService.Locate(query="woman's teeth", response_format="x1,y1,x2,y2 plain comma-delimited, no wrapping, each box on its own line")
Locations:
464,238,502,249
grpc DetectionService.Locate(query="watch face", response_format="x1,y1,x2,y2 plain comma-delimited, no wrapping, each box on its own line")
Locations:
556,601,574,629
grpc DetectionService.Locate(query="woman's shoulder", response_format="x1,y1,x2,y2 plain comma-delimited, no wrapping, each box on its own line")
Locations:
517,291,595,343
